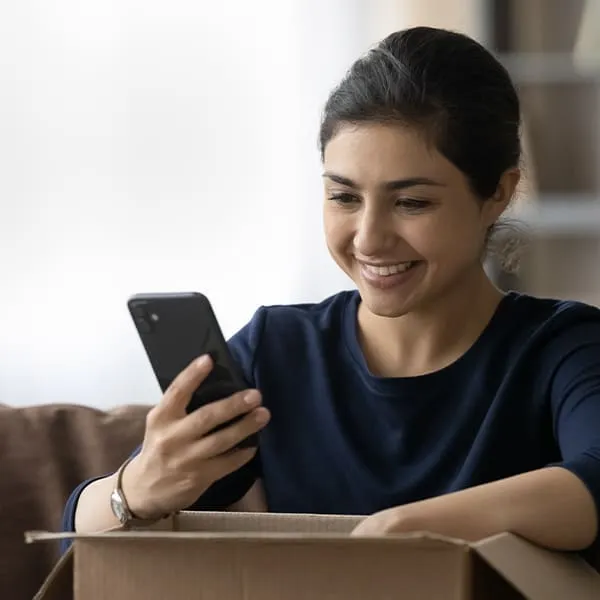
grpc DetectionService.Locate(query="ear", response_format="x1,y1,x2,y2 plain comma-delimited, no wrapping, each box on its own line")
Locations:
483,167,521,226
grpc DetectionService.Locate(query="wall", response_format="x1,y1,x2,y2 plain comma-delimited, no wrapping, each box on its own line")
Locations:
364,0,487,42
0,1,489,409
0,0,364,408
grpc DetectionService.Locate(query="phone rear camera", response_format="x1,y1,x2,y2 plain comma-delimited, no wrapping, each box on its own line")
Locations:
131,305,146,318
137,317,152,333
130,303,154,332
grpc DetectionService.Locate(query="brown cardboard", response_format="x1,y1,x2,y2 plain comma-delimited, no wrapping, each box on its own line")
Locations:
27,511,600,600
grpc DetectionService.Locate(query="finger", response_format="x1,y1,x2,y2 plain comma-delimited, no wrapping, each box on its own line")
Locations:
202,445,259,482
177,388,262,441
192,406,270,458
156,354,214,419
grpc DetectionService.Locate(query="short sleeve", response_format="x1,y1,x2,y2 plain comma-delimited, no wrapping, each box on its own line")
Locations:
227,305,268,387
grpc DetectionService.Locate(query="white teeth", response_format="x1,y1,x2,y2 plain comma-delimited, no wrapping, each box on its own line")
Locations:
363,262,415,276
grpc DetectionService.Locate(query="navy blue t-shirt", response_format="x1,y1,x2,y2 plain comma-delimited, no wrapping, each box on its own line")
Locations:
62,290,600,549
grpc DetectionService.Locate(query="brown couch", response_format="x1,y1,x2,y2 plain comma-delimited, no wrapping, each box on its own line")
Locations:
0,403,150,600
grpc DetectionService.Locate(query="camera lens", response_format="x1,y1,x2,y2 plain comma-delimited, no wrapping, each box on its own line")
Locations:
136,315,152,333
131,305,146,318
130,303,153,332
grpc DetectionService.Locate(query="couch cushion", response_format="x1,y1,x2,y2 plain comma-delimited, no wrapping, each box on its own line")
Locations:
0,402,149,600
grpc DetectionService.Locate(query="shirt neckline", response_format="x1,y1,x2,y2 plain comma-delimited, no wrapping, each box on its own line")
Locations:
342,289,519,394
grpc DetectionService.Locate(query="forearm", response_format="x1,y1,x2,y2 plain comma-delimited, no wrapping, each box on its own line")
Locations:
74,472,121,533
75,460,264,532
401,466,598,551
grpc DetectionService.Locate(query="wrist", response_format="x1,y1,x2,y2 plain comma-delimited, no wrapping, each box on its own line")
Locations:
397,488,510,542
119,455,164,521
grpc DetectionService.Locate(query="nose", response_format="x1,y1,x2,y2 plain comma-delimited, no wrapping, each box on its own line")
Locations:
353,206,397,257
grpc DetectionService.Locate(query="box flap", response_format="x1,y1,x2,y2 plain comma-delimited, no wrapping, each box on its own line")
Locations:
472,533,600,600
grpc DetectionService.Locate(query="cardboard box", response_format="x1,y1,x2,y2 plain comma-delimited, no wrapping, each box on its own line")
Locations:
27,511,600,600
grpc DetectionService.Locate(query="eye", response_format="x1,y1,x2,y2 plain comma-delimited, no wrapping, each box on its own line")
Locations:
328,192,360,206
395,198,431,212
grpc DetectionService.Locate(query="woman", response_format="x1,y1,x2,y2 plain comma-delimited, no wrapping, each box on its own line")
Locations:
63,26,600,555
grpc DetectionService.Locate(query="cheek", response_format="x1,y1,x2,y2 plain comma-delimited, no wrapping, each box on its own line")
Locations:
323,211,352,252
407,212,483,263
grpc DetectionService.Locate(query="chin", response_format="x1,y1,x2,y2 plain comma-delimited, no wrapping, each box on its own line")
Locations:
359,291,414,319
350,263,427,319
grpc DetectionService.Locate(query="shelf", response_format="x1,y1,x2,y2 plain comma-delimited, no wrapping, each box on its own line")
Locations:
495,52,600,84
512,194,600,235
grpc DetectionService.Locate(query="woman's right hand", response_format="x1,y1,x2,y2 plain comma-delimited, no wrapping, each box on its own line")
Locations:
121,354,270,519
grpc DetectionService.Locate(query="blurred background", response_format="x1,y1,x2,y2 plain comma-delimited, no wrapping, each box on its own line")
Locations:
1,0,599,409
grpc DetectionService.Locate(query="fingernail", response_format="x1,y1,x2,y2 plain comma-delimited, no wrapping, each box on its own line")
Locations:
254,407,270,423
195,355,209,368
244,391,260,406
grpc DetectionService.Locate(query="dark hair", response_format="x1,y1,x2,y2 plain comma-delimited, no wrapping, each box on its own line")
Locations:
319,26,524,272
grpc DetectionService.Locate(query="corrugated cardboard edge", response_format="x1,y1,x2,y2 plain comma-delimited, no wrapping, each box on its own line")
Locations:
25,529,471,549
473,533,600,600
20,510,479,547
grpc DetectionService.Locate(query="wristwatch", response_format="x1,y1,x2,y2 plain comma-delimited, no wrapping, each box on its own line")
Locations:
110,456,164,528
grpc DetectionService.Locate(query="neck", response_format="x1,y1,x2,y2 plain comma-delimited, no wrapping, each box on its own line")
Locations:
357,267,504,378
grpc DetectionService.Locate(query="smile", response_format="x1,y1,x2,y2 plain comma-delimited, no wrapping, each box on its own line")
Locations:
360,262,418,277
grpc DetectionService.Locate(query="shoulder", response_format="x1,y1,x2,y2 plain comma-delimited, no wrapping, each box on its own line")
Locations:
227,289,358,382
502,291,600,340
499,292,600,375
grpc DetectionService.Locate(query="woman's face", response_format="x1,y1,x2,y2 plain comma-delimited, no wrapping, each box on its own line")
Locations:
322,123,513,318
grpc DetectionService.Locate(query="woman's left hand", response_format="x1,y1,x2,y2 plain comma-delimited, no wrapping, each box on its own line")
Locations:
350,496,480,540
351,505,420,537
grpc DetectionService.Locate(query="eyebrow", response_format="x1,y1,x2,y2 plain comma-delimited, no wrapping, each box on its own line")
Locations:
322,172,446,191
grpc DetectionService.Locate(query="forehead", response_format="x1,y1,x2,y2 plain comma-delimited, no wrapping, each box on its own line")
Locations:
323,123,455,183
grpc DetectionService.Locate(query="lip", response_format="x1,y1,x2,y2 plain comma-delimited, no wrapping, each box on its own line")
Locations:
359,260,423,290
356,259,419,267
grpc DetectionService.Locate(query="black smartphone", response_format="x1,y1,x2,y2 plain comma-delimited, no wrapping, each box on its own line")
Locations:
127,291,257,448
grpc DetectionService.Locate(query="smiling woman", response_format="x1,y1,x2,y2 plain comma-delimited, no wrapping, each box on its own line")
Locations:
64,27,600,562
321,125,512,327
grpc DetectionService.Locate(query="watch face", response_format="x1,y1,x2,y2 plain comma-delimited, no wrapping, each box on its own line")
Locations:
110,489,128,524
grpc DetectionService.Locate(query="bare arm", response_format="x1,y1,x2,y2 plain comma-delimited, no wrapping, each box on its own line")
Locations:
353,466,597,550
448,466,597,550
74,472,121,533
75,466,268,534
74,455,161,533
